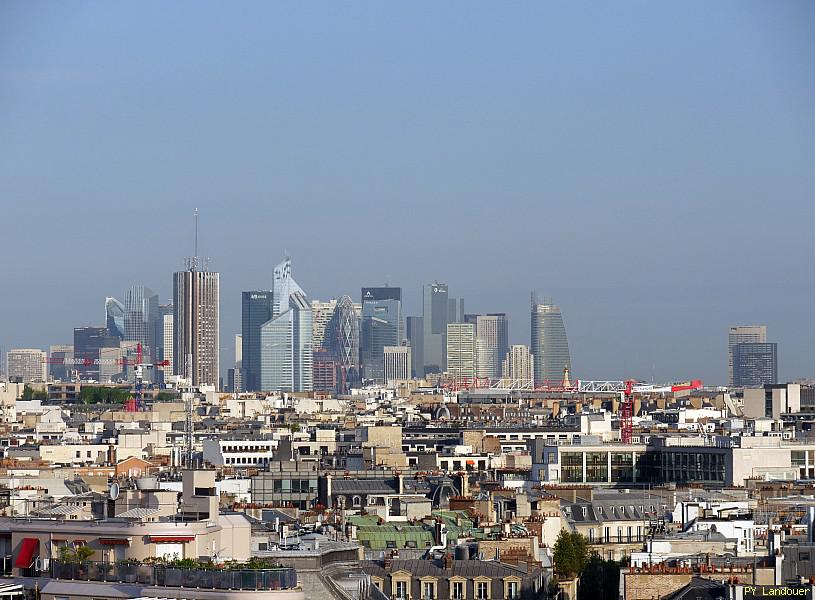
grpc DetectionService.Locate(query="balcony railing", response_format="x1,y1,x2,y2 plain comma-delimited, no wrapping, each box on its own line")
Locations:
50,560,298,591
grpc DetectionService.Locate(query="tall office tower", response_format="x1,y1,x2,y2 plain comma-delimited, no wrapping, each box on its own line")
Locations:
733,342,777,387
259,258,313,392
324,295,361,392
360,287,402,384
530,296,571,386
173,269,220,387
123,285,159,360
73,326,119,381
48,344,73,382
311,299,338,349
448,298,464,324
153,303,174,384
384,345,411,382
161,311,174,371
261,291,313,392
6,349,47,382
502,344,535,386
272,258,304,318
446,323,475,381
232,334,243,393
312,347,337,391
241,291,273,392
406,316,424,378
473,313,509,380
728,325,767,386
105,297,125,339
422,283,448,375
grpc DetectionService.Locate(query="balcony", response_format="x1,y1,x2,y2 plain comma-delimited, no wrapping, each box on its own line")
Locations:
50,559,299,591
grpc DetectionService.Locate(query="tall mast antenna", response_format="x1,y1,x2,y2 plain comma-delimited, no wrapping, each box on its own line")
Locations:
193,207,199,271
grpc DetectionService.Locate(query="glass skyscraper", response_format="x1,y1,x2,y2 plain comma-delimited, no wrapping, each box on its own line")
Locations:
360,287,402,384
530,296,571,386
261,291,313,392
105,297,125,339
259,259,313,392
473,313,509,380
733,342,777,387
324,295,361,392
728,325,767,386
123,285,159,361
241,291,274,392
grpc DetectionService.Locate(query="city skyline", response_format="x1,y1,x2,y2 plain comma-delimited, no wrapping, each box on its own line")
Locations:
0,253,810,387
1,3,813,385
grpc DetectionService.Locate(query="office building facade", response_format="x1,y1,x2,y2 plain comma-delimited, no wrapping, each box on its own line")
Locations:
733,342,777,388
73,326,120,381
324,295,361,392
360,287,402,384
728,325,767,386
6,349,47,383
530,297,571,386
384,345,411,382
123,285,159,361
501,344,534,386
406,316,424,378
446,323,475,381
311,299,338,350
260,291,313,392
259,259,312,392
48,345,73,382
104,297,125,339
422,283,449,375
173,269,220,387
473,313,509,380
241,291,273,392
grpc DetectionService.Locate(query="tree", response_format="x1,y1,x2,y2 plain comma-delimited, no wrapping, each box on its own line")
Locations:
578,556,620,600
553,530,589,579
58,544,95,563
21,386,47,401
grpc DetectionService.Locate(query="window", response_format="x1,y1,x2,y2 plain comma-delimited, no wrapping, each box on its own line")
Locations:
422,581,435,600
352,496,362,507
476,581,489,599
452,581,465,599
506,581,519,599
395,580,408,600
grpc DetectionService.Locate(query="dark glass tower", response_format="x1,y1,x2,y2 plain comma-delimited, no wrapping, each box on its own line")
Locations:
530,296,571,386
360,287,402,384
733,343,777,387
241,291,273,392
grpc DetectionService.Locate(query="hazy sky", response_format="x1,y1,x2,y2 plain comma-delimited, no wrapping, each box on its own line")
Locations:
1,2,813,385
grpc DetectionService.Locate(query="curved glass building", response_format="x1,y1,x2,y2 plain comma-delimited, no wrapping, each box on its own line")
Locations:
325,295,361,392
105,297,125,339
530,296,571,386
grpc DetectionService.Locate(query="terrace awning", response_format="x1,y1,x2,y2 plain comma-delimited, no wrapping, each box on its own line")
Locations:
14,538,38,568
149,536,194,543
99,538,131,546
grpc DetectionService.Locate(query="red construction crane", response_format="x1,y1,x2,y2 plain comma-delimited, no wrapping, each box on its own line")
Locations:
620,380,635,444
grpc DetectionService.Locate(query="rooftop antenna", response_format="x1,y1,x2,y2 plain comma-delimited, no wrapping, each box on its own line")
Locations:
193,208,199,271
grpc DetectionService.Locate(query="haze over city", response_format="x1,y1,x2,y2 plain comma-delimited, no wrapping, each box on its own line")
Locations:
2,2,814,385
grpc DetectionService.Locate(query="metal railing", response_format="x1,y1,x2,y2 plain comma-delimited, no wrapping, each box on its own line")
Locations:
50,560,298,590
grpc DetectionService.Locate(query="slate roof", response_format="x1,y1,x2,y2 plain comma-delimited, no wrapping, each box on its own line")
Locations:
332,479,398,495
662,577,726,600
362,558,539,579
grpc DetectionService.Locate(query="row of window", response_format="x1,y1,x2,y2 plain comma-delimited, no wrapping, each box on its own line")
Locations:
385,578,518,600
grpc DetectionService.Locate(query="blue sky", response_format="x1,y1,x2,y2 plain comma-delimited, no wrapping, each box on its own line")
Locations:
1,2,813,385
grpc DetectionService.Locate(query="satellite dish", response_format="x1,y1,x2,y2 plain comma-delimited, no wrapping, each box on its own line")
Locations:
109,482,120,501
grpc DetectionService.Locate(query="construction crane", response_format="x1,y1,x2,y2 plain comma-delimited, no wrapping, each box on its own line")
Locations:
41,344,168,411
124,344,170,412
